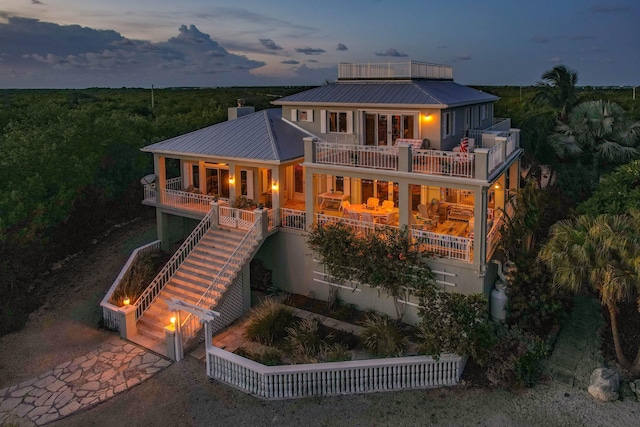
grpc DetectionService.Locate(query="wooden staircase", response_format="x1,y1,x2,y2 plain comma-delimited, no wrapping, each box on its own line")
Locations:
133,226,249,348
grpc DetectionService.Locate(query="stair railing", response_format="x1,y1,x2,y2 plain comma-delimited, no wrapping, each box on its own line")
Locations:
134,207,217,322
180,215,263,343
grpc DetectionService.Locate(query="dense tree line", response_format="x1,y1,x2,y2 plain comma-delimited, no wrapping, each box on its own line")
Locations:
0,86,307,335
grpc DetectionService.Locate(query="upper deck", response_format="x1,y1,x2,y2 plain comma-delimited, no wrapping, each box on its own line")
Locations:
338,61,453,81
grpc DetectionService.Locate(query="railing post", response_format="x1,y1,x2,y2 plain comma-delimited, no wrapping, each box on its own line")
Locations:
397,143,412,173
473,148,489,181
254,208,269,239
117,305,137,340
210,201,220,227
304,137,317,164
495,136,507,164
165,312,183,362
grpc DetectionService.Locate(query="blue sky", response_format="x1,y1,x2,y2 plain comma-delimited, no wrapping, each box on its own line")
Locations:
1,0,638,88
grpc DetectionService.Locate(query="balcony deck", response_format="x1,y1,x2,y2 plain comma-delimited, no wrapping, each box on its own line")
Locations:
308,126,520,181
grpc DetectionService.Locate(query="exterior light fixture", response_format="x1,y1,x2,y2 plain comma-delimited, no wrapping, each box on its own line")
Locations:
423,113,432,122
123,298,130,306
170,316,176,325
494,183,500,189
272,181,278,191
229,175,234,184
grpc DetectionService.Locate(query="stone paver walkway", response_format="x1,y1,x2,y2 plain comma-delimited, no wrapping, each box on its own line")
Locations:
546,294,605,389
0,336,171,426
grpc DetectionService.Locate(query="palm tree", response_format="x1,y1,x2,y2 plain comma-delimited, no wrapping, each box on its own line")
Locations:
539,212,640,374
533,65,580,121
550,100,640,185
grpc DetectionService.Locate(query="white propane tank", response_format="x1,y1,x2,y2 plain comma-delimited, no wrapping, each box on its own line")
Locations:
490,280,508,323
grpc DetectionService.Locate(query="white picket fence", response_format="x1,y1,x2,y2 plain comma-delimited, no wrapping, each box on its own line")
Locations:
208,346,465,399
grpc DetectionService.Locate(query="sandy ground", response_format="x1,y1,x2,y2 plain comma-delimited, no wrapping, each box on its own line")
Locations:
1,217,639,427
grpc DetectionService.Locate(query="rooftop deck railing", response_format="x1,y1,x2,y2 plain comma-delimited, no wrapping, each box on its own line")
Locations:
338,61,453,80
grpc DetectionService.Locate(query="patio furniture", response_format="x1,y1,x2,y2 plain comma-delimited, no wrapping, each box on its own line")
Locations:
361,212,378,223
366,197,379,209
347,210,361,221
378,211,399,226
339,200,351,212
318,192,349,210
381,200,395,210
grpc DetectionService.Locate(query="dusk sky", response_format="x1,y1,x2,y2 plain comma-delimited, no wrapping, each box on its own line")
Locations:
1,0,638,89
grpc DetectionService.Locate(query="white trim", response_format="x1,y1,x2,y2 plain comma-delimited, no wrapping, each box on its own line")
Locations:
320,109,327,133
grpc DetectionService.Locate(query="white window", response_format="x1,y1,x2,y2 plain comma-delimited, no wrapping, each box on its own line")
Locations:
321,110,352,133
442,111,455,137
291,109,313,122
481,104,488,121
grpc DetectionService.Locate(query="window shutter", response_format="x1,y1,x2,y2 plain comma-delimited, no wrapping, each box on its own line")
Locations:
307,110,314,122
320,110,327,133
442,112,446,137
246,170,254,199
452,111,456,136
291,109,297,122
346,111,353,133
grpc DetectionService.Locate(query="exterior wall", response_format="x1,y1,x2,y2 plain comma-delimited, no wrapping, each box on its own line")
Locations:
255,228,493,325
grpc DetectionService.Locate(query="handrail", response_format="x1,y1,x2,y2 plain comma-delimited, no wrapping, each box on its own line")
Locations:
134,207,217,321
180,216,263,343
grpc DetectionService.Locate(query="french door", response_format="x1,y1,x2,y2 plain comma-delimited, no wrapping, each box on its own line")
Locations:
364,113,415,146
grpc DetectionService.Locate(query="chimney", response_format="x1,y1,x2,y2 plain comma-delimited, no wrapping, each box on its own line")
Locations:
228,99,255,121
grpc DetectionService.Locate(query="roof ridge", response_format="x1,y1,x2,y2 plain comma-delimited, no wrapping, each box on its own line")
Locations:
412,80,445,105
263,109,280,162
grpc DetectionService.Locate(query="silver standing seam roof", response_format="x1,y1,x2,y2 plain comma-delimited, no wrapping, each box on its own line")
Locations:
272,80,498,108
141,109,309,163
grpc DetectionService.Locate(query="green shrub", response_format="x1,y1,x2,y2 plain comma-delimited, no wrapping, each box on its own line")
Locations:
232,196,257,210
361,314,406,357
321,343,352,362
328,298,360,322
243,299,296,346
485,327,547,388
109,251,165,306
234,346,282,366
285,318,325,361
416,288,495,364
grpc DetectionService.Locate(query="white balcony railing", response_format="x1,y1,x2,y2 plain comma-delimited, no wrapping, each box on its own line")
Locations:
412,150,475,178
315,142,397,170
281,208,306,230
315,214,473,263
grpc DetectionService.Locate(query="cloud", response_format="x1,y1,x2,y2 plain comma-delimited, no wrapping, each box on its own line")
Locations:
0,17,266,88
281,59,299,64
375,48,408,57
295,47,325,55
336,43,348,51
530,36,550,43
31,0,44,4
452,54,472,61
588,4,632,13
259,38,282,50
550,56,562,63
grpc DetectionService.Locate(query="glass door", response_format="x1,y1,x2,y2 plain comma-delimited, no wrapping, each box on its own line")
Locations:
364,113,416,146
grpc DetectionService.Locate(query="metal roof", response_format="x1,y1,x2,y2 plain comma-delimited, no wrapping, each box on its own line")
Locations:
272,80,498,108
141,109,308,163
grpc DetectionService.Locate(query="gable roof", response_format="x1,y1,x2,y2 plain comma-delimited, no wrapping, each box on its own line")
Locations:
141,109,308,163
272,80,498,109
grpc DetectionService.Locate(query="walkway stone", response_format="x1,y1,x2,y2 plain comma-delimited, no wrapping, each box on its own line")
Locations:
0,336,171,426
546,294,605,389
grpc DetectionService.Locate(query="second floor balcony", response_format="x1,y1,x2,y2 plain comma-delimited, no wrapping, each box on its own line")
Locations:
304,126,520,182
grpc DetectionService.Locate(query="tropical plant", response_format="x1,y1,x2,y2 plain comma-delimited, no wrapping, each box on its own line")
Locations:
550,100,640,188
533,65,580,121
416,287,494,364
307,223,435,320
538,212,640,375
285,318,325,361
361,313,407,357
243,298,296,346
577,159,640,216
109,251,166,307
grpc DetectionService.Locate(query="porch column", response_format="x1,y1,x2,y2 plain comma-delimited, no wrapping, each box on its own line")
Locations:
271,167,280,210
157,210,171,252
304,169,315,231
475,187,488,271
155,154,166,205
473,149,489,181
398,182,410,227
